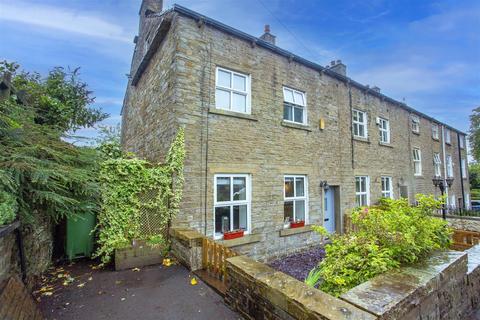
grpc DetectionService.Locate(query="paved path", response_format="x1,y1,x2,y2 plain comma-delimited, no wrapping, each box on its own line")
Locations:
36,260,241,320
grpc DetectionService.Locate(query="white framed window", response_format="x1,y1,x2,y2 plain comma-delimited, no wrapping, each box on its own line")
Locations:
465,193,471,209
433,153,442,177
378,118,390,144
445,128,451,144
214,174,250,238
353,109,368,138
450,194,456,209
284,175,308,223
432,124,439,140
283,87,306,124
411,115,420,133
462,158,467,178
355,176,370,207
413,148,422,176
381,176,393,199
446,155,453,178
215,67,251,114
459,135,465,149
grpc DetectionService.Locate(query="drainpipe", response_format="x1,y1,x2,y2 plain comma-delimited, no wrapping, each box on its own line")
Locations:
441,125,449,205
348,80,354,169
457,133,466,209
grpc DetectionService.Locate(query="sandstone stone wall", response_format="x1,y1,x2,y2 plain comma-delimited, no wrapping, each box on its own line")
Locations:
122,11,469,261
445,215,480,232
226,247,480,320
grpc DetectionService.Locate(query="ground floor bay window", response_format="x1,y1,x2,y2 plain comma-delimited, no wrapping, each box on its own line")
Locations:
214,174,250,239
284,175,308,224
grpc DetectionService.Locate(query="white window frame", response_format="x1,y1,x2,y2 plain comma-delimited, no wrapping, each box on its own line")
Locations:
282,87,307,125
432,124,439,140
213,174,251,239
379,117,390,144
283,175,309,223
450,194,456,209
461,158,467,178
381,176,393,199
433,153,442,177
353,109,368,138
355,176,370,207
465,193,470,210
445,128,451,144
215,67,251,114
459,135,465,149
413,148,422,176
446,155,453,178
411,115,420,133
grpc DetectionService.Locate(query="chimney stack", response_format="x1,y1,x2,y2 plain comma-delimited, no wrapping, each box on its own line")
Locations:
327,59,347,77
372,86,381,93
260,24,276,45
140,0,163,16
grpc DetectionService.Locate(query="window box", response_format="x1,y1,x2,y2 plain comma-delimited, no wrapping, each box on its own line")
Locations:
223,229,244,240
290,220,305,229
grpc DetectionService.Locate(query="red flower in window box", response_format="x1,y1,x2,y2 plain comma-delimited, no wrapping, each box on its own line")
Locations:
223,229,244,240
290,220,305,228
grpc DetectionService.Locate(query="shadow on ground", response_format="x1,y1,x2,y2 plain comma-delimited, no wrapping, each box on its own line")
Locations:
35,259,241,320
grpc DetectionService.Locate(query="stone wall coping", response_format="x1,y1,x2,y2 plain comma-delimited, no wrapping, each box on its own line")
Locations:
466,244,480,274
280,120,313,132
279,225,313,237
208,108,259,121
226,255,377,320
340,250,467,317
434,214,480,221
217,233,263,248
169,228,204,247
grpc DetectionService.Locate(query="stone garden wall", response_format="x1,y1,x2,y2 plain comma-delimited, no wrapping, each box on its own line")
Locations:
443,215,480,233
225,246,480,320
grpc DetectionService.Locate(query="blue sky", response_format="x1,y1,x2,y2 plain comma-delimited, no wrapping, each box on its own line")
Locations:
1,0,479,139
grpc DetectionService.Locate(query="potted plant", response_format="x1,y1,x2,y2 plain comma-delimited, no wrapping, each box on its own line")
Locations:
290,220,305,228
223,229,244,240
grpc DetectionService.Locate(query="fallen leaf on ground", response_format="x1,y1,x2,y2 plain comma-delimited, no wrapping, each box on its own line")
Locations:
121,297,126,301
77,282,86,288
132,267,140,272
190,277,198,286
42,291,53,296
115,280,122,285
162,258,172,267
88,277,93,281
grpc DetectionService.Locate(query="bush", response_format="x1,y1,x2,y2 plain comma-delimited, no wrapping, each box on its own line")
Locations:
306,195,452,297
0,190,17,225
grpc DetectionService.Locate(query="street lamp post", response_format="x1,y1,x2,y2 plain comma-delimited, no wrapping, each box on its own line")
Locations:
432,177,454,220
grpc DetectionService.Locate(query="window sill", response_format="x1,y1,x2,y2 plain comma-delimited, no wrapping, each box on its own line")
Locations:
414,175,424,178
279,225,313,237
209,108,258,121
432,137,440,141
353,136,370,144
281,120,312,132
412,131,420,135
216,233,264,248
379,142,393,148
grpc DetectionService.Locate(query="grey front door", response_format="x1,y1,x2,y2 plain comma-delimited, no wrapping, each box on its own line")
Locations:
324,188,335,233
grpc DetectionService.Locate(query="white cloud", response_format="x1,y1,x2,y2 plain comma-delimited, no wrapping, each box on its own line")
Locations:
0,1,132,43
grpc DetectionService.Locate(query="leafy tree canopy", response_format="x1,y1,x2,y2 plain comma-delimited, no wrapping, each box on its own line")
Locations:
469,106,480,162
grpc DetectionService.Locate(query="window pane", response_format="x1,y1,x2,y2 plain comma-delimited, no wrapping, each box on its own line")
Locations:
283,88,294,103
355,195,361,207
284,201,294,221
355,178,360,192
283,105,293,121
215,89,230,109
215,206,230,234
232,93,246,113
358,125,364,137
216,177,231,202
284,177,294,197
233,177,246,201
358,112,363,122
361,194,367,206
294,107,304,123
233,74,246,91
360,177,366,192
295,200,305,221
217,69,231,88
233,205,247,230
295,177,304,197
293,92,304,106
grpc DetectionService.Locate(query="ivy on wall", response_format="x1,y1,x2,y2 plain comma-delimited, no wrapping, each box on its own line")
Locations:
94,128,185,264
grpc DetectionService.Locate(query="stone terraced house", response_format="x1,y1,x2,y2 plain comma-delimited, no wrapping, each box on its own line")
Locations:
121,0,470,261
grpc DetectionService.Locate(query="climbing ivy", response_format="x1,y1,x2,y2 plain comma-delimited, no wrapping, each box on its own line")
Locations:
94,129,185,264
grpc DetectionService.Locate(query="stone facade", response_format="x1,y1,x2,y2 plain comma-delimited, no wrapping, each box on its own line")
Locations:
122,3,470,261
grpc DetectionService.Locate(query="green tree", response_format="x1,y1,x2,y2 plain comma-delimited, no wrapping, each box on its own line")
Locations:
469,106,480,162
0,61,107,224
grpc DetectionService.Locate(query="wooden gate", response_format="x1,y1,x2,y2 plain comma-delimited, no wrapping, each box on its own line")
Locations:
195,238,237,295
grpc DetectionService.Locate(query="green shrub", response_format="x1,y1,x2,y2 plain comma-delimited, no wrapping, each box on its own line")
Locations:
0,190,17,225
307,195,452,297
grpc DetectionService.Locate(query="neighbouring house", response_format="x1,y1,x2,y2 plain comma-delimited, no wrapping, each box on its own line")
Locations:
121,1,470,261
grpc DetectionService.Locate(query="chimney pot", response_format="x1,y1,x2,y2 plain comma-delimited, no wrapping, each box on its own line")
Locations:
264,24,270,33
330,60,336,66
259,24,276,45
336,59,341,64
329,60,347,77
